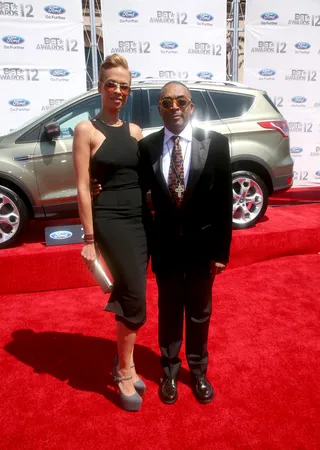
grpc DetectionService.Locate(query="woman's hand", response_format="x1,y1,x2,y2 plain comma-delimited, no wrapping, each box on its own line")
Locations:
81,243,96,271
91,178,102,198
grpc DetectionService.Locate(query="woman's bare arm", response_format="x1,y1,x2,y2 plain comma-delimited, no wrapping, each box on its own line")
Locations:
72,121,94,236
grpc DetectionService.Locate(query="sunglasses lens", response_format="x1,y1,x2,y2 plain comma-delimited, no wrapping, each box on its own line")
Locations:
161,99,173,109
120,85,130,95
177,98,188,107
104,81,116,91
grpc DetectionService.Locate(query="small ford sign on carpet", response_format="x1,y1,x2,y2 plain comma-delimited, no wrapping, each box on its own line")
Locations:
45,225,84,246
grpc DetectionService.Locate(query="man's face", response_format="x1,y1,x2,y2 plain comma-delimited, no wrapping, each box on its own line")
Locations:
158,83,194,134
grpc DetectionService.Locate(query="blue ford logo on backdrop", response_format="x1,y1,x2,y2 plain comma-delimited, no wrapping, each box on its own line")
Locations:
292,96,307,104
259,69,276,77
197,72,213,80
295,42,311,50
50,69,70,77
44,5,66,14
9,99,30,107
261,12,279,21
160,41,179,50
2,35,24,45
290,147,303,154
50,230,73,240
196,13,214,22
315,170,320,178
119,10,139,18
131,71,141,78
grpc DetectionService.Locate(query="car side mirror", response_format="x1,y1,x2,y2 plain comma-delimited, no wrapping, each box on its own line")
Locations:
44,122,61,140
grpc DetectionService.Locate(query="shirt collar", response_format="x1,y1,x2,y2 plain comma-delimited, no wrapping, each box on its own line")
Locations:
164,122,193,145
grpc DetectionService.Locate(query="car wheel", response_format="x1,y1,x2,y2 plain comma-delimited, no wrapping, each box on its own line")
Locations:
232,171,268,229
0,186,29,249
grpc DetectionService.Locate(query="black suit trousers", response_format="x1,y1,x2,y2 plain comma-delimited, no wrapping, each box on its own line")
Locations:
156,243,214,379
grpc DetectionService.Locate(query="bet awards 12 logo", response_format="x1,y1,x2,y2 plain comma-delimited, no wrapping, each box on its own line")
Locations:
251,41,287,54
0,67,39,81
110,41,150,54
150,11,187,24
36,38,78,52
188,43,222,56
0,2,34,17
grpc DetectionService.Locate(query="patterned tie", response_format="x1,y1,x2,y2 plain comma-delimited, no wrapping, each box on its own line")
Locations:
168,135,184,206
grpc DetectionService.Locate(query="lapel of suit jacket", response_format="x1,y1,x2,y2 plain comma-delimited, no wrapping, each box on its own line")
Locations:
181,128,210,206
148,128,172,200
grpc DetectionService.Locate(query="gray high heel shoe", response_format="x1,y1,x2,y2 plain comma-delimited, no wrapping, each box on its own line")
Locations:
114,356,146,396
112,366,142,412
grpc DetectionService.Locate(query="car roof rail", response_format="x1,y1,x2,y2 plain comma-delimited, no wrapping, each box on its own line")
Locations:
131,78,248,88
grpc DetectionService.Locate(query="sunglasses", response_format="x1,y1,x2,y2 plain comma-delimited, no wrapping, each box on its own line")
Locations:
103,80,131,96
159,96,191,110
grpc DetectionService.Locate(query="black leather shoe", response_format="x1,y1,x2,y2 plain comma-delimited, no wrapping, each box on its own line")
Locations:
159,377,178,404
191,376,214,404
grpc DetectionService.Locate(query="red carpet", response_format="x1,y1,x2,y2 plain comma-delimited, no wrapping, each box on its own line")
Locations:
270,186,320,206
1,254,320,449
1,204,320,295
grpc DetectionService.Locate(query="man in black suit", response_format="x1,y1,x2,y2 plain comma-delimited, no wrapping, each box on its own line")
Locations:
139,81,233,404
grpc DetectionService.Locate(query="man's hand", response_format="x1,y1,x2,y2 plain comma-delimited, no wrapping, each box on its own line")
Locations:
91,178,102,198
210,261,227,275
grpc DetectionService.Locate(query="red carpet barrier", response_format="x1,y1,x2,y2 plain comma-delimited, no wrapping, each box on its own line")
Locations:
1,204,320,295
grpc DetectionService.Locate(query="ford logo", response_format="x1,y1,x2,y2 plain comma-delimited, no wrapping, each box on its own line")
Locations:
295,42,311,50
292,96,307,104
50,69,70,77
197,71,213,80
259,69,276,77
160,41,179,50
50,230,73,240
9,98,30,107
315,170,320,178
2,35,24,45
261,12,279,21
44,5,66,14
290,147,303,154
196,13,214,22
119,9,139,18
131,71,141,78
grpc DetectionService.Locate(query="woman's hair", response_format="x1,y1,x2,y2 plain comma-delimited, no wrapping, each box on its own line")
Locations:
99,54,131,83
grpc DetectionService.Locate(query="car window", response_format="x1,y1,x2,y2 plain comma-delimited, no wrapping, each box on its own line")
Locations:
49,95,100,140
208,91,255,119
191,90,219,122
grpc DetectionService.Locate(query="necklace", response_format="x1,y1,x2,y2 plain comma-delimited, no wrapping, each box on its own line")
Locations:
97,115,122,127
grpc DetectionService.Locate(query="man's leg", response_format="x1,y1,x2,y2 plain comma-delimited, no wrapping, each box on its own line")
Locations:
184,261,214,378
156,270,185,379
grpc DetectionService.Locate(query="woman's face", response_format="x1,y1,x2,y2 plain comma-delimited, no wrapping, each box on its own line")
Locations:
98,66,131,111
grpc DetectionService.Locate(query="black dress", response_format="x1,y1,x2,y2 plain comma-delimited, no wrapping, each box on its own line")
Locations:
90,118,148,330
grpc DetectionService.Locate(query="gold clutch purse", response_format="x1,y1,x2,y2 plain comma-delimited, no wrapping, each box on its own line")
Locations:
92,257,113,294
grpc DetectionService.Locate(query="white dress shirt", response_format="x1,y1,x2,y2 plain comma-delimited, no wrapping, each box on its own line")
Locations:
162,123,193,187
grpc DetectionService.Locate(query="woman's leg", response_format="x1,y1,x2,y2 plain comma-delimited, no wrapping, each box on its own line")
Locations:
116,321,137,395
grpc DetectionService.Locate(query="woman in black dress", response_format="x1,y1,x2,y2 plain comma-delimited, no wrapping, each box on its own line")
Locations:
73,55,149,412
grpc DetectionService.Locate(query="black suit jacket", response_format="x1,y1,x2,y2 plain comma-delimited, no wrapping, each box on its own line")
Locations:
139,127,233,273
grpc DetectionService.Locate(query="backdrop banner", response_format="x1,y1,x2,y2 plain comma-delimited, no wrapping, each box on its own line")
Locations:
0,0,86,135
101,1,227,82
244,0,320,186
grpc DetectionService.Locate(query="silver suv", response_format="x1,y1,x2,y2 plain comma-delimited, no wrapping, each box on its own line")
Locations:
0,80,293,249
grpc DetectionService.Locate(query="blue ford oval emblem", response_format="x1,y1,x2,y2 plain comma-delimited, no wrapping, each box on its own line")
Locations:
292,96,307,104
259,69,276,77
2,35,24,45
50,69,70,77
290,147,303,154
315,170,320,177
9,99,30,107
261,12,279,21
295,42,311,50
131,71,141,78
160,41,179,50
50,230,73,240
196,13,214,22
44,5,66,14
197,71,213,80
119,9,139,18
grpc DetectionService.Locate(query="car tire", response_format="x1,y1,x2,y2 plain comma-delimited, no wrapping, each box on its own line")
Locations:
232,170,268,229
0,185,29,249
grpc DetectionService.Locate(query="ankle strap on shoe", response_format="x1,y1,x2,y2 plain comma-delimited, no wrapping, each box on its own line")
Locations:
114,375,132,382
